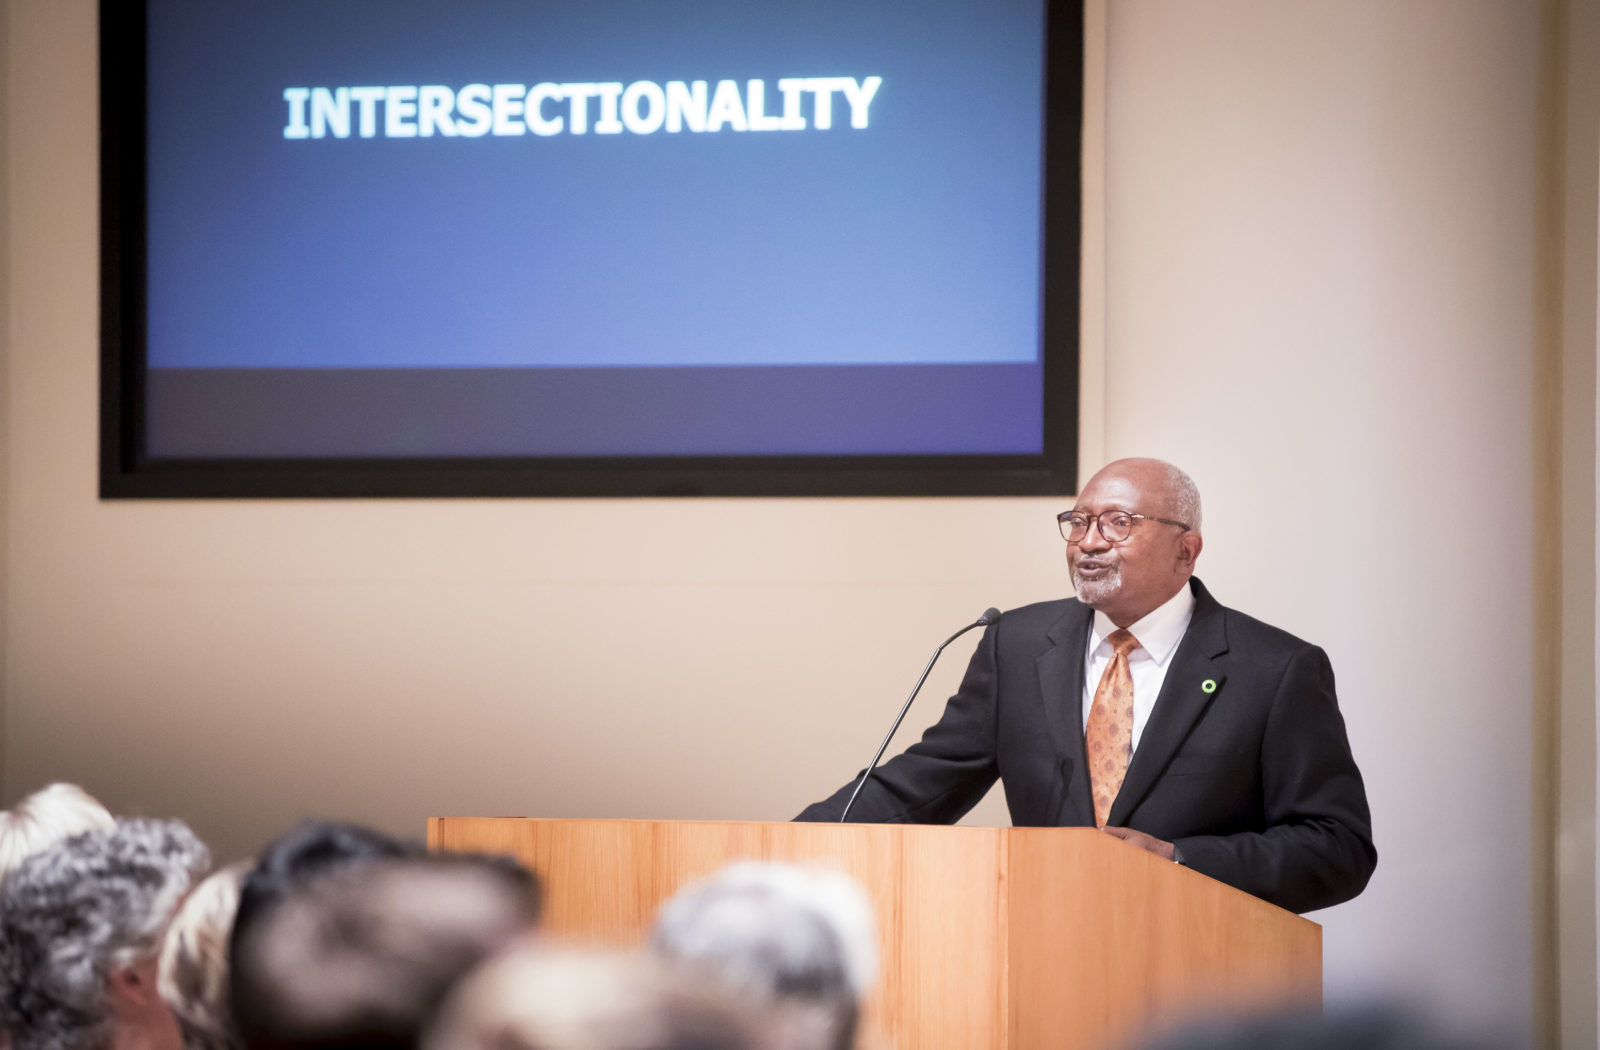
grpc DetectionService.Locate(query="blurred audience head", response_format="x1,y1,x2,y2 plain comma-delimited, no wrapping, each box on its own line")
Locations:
159,863,249,1050
232,821,421,938
424,945,766,1050
0,818,211,1050
651,862,875,1050
230,851,540,1050
0,784,115,886
1135,1003,1509,1050
228,820,421,1050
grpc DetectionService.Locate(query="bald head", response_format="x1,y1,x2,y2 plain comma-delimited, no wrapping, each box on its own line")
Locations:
1066,459,1204,627
1083,459,1202,534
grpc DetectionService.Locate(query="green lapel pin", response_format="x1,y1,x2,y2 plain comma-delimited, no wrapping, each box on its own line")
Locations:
1201,679,1217,694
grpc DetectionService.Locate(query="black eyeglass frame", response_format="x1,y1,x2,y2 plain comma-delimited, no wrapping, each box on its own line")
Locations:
1057,510,1191,544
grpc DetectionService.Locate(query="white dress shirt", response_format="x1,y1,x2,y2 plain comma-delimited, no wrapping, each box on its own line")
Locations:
1080,583,1198,751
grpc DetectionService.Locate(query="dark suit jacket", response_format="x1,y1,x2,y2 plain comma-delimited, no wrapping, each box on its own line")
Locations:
796,578,1376,914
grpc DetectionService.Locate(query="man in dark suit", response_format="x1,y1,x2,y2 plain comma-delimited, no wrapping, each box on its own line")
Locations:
797,458,1375,914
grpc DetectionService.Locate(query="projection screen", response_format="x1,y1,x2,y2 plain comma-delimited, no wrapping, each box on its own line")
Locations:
100,0,1084,497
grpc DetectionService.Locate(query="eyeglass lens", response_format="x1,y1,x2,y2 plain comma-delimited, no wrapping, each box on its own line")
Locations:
1060,513,1132,543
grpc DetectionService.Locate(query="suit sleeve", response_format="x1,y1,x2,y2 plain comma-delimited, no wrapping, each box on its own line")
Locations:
1170,644,1377,913
794,623,1002,824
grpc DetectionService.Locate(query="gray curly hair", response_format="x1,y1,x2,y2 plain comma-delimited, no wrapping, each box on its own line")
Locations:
0,818,211,1050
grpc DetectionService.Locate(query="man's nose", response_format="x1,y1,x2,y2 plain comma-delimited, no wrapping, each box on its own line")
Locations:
1078,518,1112,551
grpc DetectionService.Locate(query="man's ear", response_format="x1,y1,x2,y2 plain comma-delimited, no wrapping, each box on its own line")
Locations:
1177,531,1203,569
107,960,161,1007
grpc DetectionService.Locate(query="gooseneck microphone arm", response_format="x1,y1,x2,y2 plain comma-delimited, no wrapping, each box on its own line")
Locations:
838,607,1003,823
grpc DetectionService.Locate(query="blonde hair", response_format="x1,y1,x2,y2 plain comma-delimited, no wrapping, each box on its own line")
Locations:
159,863,248,1050
0,784,115,886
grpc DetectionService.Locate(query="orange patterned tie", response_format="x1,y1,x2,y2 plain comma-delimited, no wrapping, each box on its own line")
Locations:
1087,628,1140,828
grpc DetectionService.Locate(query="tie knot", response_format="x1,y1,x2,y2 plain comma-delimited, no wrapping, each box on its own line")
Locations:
1108,628,1140,658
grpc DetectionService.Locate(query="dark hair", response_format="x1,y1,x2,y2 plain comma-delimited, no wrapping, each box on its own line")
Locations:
229,822,422,1047
234,821,420,928
231,850,540,1050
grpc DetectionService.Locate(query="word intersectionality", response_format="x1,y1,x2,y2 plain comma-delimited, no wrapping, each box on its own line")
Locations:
282,77,884,140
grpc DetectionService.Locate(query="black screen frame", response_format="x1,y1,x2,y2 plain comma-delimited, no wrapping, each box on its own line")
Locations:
100,0,1084,499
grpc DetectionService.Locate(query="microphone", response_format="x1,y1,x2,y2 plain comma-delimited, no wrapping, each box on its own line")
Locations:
838,607,1003,823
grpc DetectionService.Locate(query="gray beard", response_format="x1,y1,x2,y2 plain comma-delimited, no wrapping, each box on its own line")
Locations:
1071,563,1122,606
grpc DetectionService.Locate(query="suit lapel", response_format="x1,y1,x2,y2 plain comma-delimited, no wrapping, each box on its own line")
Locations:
1037,602,1094,825
1107,579,1230,827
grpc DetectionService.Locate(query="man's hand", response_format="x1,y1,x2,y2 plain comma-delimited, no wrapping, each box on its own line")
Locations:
1102,825,1176,861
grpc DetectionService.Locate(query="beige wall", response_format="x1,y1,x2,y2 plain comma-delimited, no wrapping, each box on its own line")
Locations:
1107,0,1544,1031
1,0,1580,1042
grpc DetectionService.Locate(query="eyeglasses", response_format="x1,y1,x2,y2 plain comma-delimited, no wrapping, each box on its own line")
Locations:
1057,510,1191,545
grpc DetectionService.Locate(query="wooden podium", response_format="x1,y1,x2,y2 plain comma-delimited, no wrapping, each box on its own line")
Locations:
429,818,1319,1050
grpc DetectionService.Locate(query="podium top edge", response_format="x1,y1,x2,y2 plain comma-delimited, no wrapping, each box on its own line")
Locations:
428,817,1103,830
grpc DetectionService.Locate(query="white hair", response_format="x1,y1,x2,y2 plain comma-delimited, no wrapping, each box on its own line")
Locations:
0,784,115,887
1161,461,1203,533
651,861,877,1029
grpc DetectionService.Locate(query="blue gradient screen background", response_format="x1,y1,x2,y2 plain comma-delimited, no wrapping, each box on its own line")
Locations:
140,0,1052,458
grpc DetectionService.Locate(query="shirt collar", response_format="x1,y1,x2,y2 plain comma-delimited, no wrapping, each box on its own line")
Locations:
1089,581,1197,666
